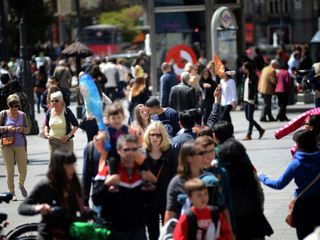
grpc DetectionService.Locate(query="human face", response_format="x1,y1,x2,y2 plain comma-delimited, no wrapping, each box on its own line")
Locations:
149,128,162,147
189,145,206,171
9,103,19,113
139,107,149,122
190,188,209,209
117,141,139,167
147,106,155,115
50,98,61,107
203,144,215,168
63,163,76,180
202,71,210,79
108,113,124,129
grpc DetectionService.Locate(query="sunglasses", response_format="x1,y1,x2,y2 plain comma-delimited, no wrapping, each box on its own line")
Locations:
149,133,162,138
9,105,19,108
123,147,138,152
50,99,60,103
192,151,208,156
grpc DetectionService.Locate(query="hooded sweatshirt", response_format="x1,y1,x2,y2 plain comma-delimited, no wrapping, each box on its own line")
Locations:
259,151,320,198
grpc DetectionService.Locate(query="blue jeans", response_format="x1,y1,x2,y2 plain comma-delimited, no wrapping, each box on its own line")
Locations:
108,226,147,240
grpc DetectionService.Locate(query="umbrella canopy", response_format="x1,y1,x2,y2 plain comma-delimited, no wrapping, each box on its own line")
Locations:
61,41,93,58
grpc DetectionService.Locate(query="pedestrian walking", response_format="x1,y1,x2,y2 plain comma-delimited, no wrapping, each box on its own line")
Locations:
220,71,237,123
0,94,30,201
44,91,78,159
275,64,291,121
242,61,265,140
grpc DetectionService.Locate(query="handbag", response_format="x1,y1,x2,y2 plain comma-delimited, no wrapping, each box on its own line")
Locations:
285,173,320,227
1,135,15,146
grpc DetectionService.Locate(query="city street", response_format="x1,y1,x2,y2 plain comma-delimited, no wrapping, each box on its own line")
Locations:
0,101,313,239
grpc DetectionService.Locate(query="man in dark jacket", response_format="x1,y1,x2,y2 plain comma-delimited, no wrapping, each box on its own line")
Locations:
169,72,197,112
159,62,177,107
171,110,196,152
92,135,148,240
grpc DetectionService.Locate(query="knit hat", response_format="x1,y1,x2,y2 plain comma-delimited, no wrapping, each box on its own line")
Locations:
313,62,320,78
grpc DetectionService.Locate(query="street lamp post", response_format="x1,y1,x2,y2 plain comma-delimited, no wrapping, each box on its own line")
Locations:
0,0,8,61
18,11,39,134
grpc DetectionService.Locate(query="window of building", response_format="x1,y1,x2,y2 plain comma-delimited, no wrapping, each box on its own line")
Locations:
154,0,204,7
268,0,290,15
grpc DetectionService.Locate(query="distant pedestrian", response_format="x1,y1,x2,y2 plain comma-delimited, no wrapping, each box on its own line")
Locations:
52,59,72,90
258,59,278,122
275,64,292,121
32,65,48,113
220,71,237,123
100,57,119,101
128,76,149,119
169,72,197,112
242,61,265,140
159,62,178,107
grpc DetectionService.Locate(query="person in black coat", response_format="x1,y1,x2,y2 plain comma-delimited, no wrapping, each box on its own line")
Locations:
142,121,178,240
169,72,197,113
128,76,149,119
219,139,273,240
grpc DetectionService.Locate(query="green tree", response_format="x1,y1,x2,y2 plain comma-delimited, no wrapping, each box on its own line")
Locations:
99,5,144,43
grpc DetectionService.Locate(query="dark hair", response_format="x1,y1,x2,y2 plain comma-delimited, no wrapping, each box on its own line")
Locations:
47,150,83,200
145,97,160,108
198,126,214,137
280,64,289,70
218,138,247,164
293,130,317,153
185,178,206,197
107,101,124,117
306,115,320,134
200,68,212,80
195,135,215,148
179,110,195,129
116,134,138,150
188,108,202,125
213,121,234,143
243,61,256,73
1,73,10,84
177,141,196,177
9,80,21,93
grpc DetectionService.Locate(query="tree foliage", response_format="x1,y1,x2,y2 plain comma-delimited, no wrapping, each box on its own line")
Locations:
99,5,144,43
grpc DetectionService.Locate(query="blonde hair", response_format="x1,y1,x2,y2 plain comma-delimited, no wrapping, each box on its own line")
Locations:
143,121,171,152
7,94,20,108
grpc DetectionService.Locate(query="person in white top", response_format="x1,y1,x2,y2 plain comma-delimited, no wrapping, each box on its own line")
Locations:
220,71,237,123
100,57,119,101
116,58,129,99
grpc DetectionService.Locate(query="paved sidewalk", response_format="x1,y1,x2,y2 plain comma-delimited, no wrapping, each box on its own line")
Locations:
0,102,315,239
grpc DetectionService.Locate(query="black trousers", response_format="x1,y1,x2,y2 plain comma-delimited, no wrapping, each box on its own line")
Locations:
276,92,289,121
260,94,275,120
293,195,320,240
221,104,233,123
244,102,263,135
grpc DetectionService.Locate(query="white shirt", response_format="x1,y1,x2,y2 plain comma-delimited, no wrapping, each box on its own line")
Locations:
220,78,237,106
100,62,118,88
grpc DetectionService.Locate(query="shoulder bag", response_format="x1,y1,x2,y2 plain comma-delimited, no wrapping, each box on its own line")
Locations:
286,173,320,227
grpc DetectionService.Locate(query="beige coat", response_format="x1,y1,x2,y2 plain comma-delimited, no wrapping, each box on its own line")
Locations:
258,65,277,95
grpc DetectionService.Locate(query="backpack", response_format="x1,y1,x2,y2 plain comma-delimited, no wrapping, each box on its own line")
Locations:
187,206,220,240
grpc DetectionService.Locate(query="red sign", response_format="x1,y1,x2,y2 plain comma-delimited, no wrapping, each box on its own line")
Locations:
165,45,198,75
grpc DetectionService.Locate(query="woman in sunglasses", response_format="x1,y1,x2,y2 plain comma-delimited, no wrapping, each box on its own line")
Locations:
164,140,208,223
0,94,30,201
44,91,79,159
142,121,177,240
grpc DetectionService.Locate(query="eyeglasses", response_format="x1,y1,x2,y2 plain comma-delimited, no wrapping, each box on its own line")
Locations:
123,147,138,152
149,133,162,138
192,151,207,156
50,99,60,103
9,105,19,108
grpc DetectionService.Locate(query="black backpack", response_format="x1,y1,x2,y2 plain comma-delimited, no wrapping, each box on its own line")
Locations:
186,206,219,240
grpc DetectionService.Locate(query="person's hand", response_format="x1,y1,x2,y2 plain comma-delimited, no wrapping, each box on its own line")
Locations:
203,83,211,89
214,84,221,103
7,125,15,132
35,204,52,215
104,174,120,187
61,135,69,143
15,127,24,133
141,170,157,183
94,131,108,155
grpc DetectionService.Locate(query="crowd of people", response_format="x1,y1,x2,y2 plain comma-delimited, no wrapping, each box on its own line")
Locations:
0,44,320,240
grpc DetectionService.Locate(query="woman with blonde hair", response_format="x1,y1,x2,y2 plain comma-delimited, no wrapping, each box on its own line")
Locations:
128,76,149,118
143,121,177,240
44,91,79,158
0,94,30,200
129,104,151,147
